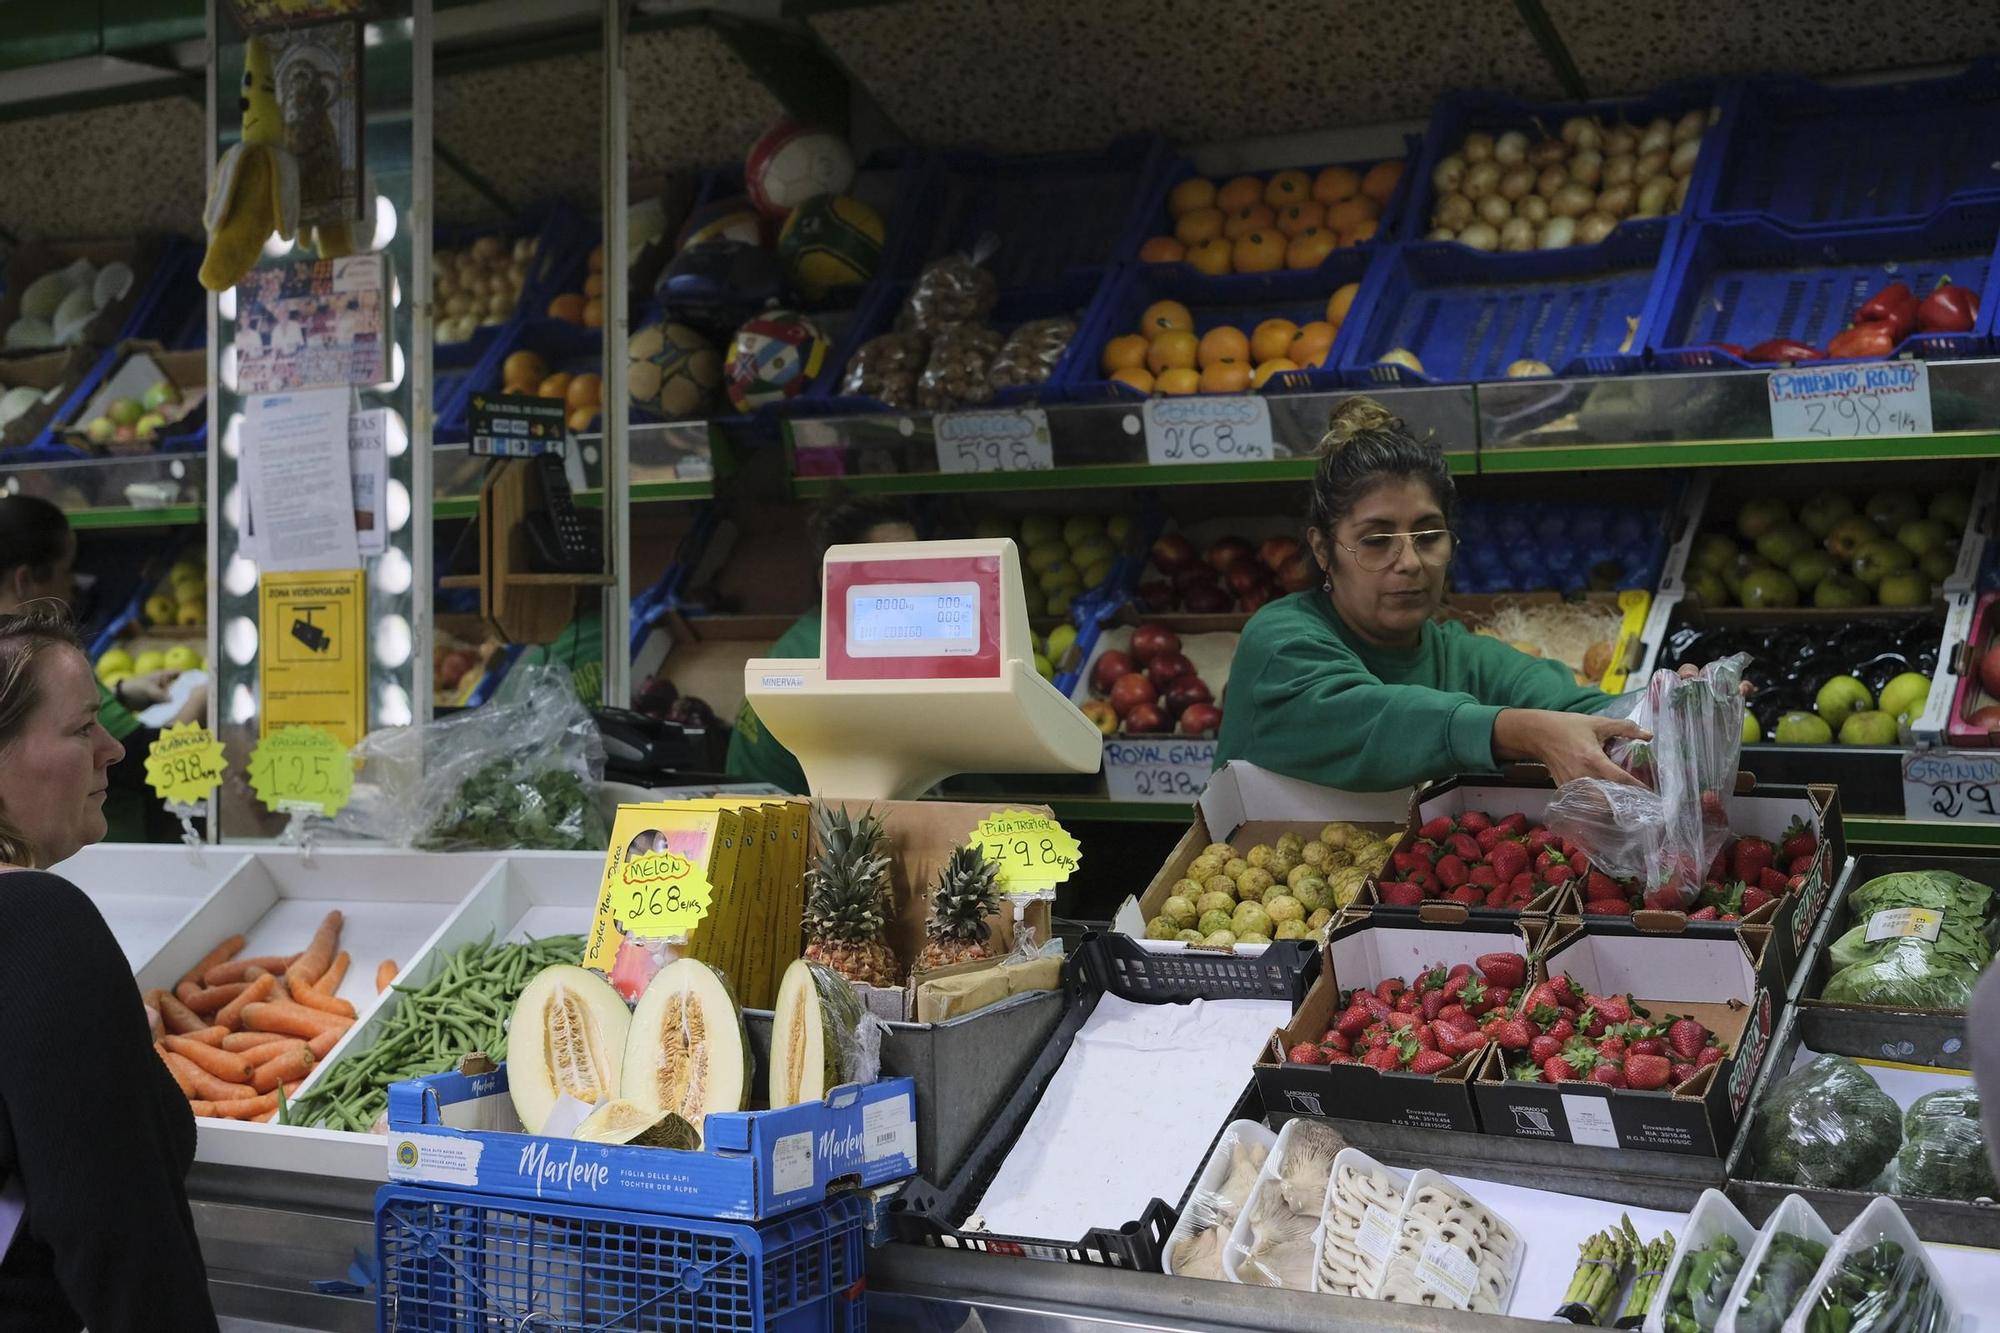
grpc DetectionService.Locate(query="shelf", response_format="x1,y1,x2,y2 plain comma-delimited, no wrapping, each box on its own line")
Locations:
69,503,205,529
502,572,616,587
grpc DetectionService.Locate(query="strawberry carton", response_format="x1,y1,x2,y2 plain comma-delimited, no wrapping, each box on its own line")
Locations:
1360,774,1583,920
1472,922,1780,1158
1254,913,1545,1133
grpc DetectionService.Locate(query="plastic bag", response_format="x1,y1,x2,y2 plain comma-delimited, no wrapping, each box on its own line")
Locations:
1821,937,1982,1011
1318,1152,1405,1298
1543,655,1748,909
903,252,997,334
332,663,608,852
1662,1231,1745,1332
916,323,1002,410
1805,1236,1949,1333
1896,1088,1997,1201
840,330,928,409
1733,1230,1827,1333
988,316,1076,390
1748,1054,1903,1189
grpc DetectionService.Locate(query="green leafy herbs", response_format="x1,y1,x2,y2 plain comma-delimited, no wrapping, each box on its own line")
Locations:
1749,1055,1902,1190
1805,1240,1947,1333
1734,1231,1827,1333
1822,870,1995,1012
418,759,607,852
1896,1088,1997,1203
1663,1231,1743,1333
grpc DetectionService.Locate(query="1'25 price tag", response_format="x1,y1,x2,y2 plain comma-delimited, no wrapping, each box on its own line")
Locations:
248,725,354,816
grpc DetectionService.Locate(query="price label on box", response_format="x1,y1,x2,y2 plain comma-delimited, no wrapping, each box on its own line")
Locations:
1902,749,2000,825
1768,361,1933,442
1103,737,1218,801
248,725,353,816
1142,396,1274,465
969,809,1080,895
934,409,1053,475
1865,905,1945,944
609,848,714,939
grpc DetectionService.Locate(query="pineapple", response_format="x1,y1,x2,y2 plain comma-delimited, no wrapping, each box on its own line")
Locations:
803,804,901,988
919,844,1001,971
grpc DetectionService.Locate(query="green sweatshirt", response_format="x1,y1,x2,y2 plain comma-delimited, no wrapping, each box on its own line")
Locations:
1215,591,1616,792
722,611,818,794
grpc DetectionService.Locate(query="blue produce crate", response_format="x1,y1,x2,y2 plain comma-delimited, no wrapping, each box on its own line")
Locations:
1335,223,1678,385
443,317,602,442
1645,208,2000,370
1706,63,2000,229
436,200,597,367
116,238,204,347
1451,493,1677,596
375,1185,866,1333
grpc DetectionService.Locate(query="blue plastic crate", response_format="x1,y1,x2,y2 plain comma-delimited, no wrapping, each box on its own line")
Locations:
1645,209,2000,370
436,201,596,368
116,238,205,347
1706,63,2000,229
1400,83,1738,257
1451,494,1676,596
375,1185,866,1333
1334,223,1679,386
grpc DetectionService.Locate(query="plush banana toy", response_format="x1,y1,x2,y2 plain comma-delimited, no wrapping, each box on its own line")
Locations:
199,36,299,292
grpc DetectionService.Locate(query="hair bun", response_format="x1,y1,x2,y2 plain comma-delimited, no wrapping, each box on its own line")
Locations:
1325,396,1401,448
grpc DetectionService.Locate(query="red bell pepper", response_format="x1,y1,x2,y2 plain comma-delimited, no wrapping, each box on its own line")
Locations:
1917,279,1980,334
1745,338,1824,364
1854,281,1917,342
1709,342,1747,359
1827,322,1899,360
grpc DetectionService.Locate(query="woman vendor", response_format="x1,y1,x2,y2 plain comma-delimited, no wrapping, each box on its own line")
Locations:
1216,398,1646,792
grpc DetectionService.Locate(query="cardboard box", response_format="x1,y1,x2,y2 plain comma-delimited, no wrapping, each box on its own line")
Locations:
1472,923,1781,1157
1253,914,1542,1133
1113,761,1409,956
384,1063,918,1221
1358,770,1580,921
0,237,162,353
57,340,207,453
0,348,92,449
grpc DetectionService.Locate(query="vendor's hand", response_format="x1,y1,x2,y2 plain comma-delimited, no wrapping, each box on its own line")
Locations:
115,668,179,707
170,682,209,726
1677,662,1757,698
1494,708,1650,787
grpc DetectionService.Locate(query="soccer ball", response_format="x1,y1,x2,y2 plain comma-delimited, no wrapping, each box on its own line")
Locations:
777,193,884,300
629,321,721,419
724,310,826,412
745,120,855,220
676,193,766,250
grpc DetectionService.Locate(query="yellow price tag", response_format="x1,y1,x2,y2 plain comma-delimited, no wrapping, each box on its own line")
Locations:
969,809,1081,896
144,723,227,807
247,725,354,816
608,848,715,939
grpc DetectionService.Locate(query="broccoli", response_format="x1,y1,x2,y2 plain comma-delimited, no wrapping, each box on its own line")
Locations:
1896,1088,1996,1203
1749,1056,1903,1190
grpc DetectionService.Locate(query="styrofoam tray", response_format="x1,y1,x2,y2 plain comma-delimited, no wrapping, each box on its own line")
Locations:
1646,1188,1759,1333
1317,1147,1411,1299
1223,1117,1341,1288
1718,1193,1835,1333
1162,1119,1275,1279
1784,1195,1964,1333
57,842,247,972
1378,1169,1525,1316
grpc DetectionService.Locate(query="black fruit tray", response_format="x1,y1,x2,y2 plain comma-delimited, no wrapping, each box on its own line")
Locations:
887,932,1312,1270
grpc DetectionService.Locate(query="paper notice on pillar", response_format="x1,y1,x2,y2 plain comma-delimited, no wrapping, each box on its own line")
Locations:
259,569,366,747
242,387,360,573
349,407,389,557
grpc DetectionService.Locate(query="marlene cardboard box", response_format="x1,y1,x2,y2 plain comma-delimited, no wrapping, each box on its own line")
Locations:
1112,761,1409,957
1471,922,1780,1158
1253,913,1543,1133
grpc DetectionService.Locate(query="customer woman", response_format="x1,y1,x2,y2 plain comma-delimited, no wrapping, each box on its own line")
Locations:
1216,398,1644,792
0,605,219,1331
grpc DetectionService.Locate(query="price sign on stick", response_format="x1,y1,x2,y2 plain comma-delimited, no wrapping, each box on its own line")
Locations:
1143,396,1275,465
145,723,227,807
612,848,714,939
1903,749,2000,826
1768,361,1933,441
935,409,1054,475
969,810,1081,896
248,725,354,816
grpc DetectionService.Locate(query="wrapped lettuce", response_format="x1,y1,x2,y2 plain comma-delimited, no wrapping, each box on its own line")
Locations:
1821,939,1980,1011
1848,870,1991,919
1895,1088,1997,1203
1749,1055,1902,1190
1820,869,1995,1012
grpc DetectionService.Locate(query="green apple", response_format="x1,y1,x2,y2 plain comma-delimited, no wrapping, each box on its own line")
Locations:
1787,551,1834,591
1046,589,1072,618
1876,571,1929,607
1839,710,1900,746
1690,570,1728,607
1851,540,1914,587
94,648,134,680
1895,518,1950,559
1739,569,1800,608
1019,515,1061,548
1083,559,1114,589
1878,671,1931,722
107,398,143,428
1814,675,1873,732
141,379,178,412
1823,515,1882,561
1068,537,1117,570
1061,514,1105,548
1775,711,1834,744
167,559,201,583
1798,490,1856,539
131,650,167,676
1755,524,1814,567
1920,549,1955,582
1025,542,1069,574
1928,490,1972,530
1736,497,1792,542
163,645,201,673
134,411,165,442
1814,571,1870,609
84,416,114,444
1692,533,1740,575
1033,652,1054,681
1742,713,1763,744
1105,513,1135,545
1046,623,1077,664
1863,490,1922,532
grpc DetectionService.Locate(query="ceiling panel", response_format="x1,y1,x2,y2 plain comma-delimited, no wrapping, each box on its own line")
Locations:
0,95,203,239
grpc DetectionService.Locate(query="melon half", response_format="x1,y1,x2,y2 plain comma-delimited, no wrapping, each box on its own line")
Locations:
768,959,865,1109
506,964,631,1134
620,958,750,1144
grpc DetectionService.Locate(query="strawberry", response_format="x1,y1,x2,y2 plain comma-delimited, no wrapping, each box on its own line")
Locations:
1730,836,1775,885
1414,1024,1438,1052
1595,1034,1629,1061
1395,990,1423,1015
1779,817,1817,864
1707,843,1732,883
1475,953,1527,989
1483,987,1513,1014
1742,886,1773,914
1590,1062,1627,1088
1583,870,1621,901
1757,866,1788,894
1630,1037,1667,1058
1410,1049,1454,1075
1493,1016,1536,1050
1385,1010,1418,1031
1448,886,1485,907
1497,812,1529,836
1585,898,1633,915
1530,1034,1562,1064
1363,1045,1399,1071
1700,790,1728,824
1789,854,1816,878
1322,1031,1351,1054
1544,1015,1577,1044
1508,872,1535,900
1376,978,1407,1005
1334,1005,1372,1038
1569,850,1591,876
1391,847,1428,875
1547,975,1580,1006
1437,1002,1470,1028
1475,825,1507,854
1665,1018,1709,1062
1624,1053,1672,1090
1588,993,1638,1026
1485,884,1516,909
1441,1026,1487,1059
1541,1055,1581,1083
1289,1041,1329,1064
1689,905,1719,920
1452,976,1488,1013
1446,962,1473,980
1486,840,1529,882
1522,981,1564,1012
1435,855,1469,888
1325,1050,1354,1064
1447,832,1481,863
1697,1044,1725,1068
1526,826,1558,854
1381,881,1425,906
1543,858,1575,888
1671,1061,1697,1083
1421,990,1447,1021
1358,992,1390,1020
1459,810,1493,833
1469,864,1500,888
1417,815,1455,842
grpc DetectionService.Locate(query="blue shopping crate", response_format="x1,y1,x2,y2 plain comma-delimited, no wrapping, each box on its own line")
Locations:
1705,63,2000,229
375,1185,866,1333
1451,491,1677,596
1644,208,2000,370
1335,222,1679,385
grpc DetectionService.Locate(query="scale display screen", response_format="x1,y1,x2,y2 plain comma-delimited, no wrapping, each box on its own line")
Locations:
847,583,981,656
824,555,1003,681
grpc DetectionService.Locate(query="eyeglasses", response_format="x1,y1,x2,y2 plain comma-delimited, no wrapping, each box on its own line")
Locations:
1337,529,1455,572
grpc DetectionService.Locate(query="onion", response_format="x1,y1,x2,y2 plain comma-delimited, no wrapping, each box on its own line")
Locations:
1576,212,1619,245
1463,161,1502,200
1432,153,1467,194
1535,164,1570,198
1569,150,1603,188
447,293,474,318
1529,138,1568,169
1571,121,1602,153
1601,126,1636,156
1425,226,1457,241
1635,176,1675,217
1458,221,1501,252
1477,194,1513,227
1551,184,1595,218
1670,138,1701,179
1436,192,1476,230
486,291,512,317
1560,115,1594,146
435,273,458,301
1538,217,1576,249
1499,166,1537,201
1462,131,1495,163
1603,154,1636,187
512,237,536,263
1672,109,1706,144
1639,118,1673,156
1672,175,1692,209
1494,130,1530,165
1634,149,1669,185
1506,358,1554,377
1379,348,1426,375
1518,194,1551,224
1500,217,1536,252
1595,183,1636,217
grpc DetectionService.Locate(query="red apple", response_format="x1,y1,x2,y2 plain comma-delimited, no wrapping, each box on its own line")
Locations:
1130,623,1182,666
1090,649,1135,696
1135,580,1176,613
1981,647,2000,700
1175,566,1221,595
1151,532,1199,575
1207,536,1255,572
1226,562,1271,596
1109,672,1158,717
1279,550,1316,593
1258,535,1301,571
1166,675,1213,715
1970,703,2000,732
1184,583,1233,614
1239,584,1277,613
1079,699,1118,736
1124,701,1169,735
1179,702,1223,737
1147,650,1196,691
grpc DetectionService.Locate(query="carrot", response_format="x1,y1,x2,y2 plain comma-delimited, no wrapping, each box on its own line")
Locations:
160,1049,254,1103
180,1026,230,1047
214,974,278,1030
242,1001,349,1040
375,959,397,992
190,1092,280,1120
222,1030,288,1052
155,1045,197,1098
203,956,292,986
289,983,357,1020
287,911,342,988
179,981,250,1015
235,1038,306,1068
161,1035,256,1085
179,935,244,989
152,990,208,1037
307,1027,346,1059
250,1046,315,1093
314,951,351,995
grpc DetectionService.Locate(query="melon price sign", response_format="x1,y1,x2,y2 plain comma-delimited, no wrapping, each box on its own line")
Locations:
934,408,1054,475
969,810,1080,896
1142,396,1274,466
248,725,354,816
144,723,227,807
614,848,714,939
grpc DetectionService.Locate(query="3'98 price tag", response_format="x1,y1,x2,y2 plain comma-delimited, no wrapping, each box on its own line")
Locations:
934,409,1053,475
247,725,354,816
969,809,1081,896
145,723,227,807
1902,749,2000,826
1768,361,1933,442
1142,396,1275,466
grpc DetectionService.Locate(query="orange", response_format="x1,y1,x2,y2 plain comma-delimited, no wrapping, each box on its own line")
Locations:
1286,228,1338,270
1216,175,1264,212
1187,237,1234,276
1102,333,1149,373
584,272,606,299
502,350,548,390
1264,170,1313,208
1140,300,1194,336
587,244,605,273
1313,165,1361,205
536,371,573,401
1146,329,1198,374
1251,357,1300,389
567,405,597,432
1233,230,1285,274
1342,218,1379,246
1155,366,1202,396
1250,318,1299,363
1222,202,1275,240
1361,160,1403,205
583,296,605,328
1200,359,1252,394
1289,321,1336,368
1138,236,1186,263
566,372,602,411
1174,206,1224,246
1167,177,1217,218
1328,196,1380,234
547,292,586,322
1327,281,1361,326
1109,365,1155,395
1198,325,1250,367
1275,201,1326,237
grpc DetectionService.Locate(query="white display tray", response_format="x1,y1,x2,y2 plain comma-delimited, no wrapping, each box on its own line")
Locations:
58,843,250,972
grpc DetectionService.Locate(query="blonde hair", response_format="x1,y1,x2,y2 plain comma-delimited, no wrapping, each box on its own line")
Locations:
0,602,84,866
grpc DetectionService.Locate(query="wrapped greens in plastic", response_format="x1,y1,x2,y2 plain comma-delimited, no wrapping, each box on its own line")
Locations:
916,323,1002,410
1733,1232,1827,1333
903,253,997,334
1821,869,1995,1011
1804,1218,1951,1333
1748,1055,1903,1190
988,316,1076,390
1821,939,1981,1010
1895,1087,1997,1202
1544,655,1748,909
840,330,928,408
